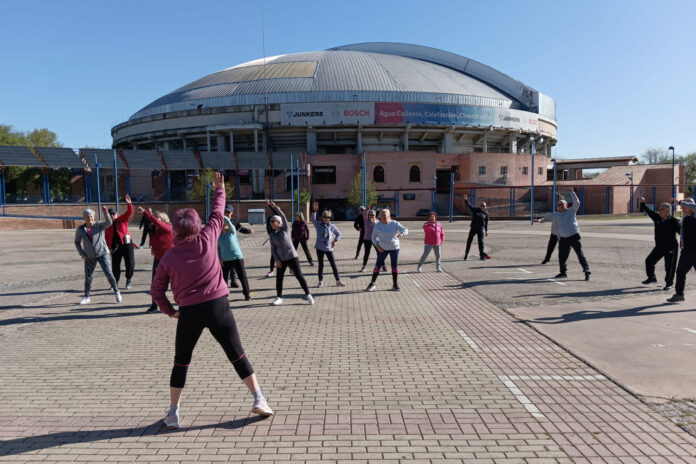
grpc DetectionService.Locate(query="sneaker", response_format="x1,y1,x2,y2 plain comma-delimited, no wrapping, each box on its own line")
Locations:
463,254,469,261
480,256,486,261
305,294,314,305
392,285,400,291
667,294,685,303
146,304,158,313
541,259,550,265
245,295,252,301
251,398,274,417
163,408,180,429
642,277,658,285
354,255,359,260
584,272,591,281
554,273,568,279
79,296,91,305
663,285,674,291
115,291,123,303
436,267,443,273
309,262,314,267
484,254,492,260
126,280,132,289
272,297,283,306
416,265,422,273
366,282,376,292
230,281,240,288
266,271,275,278
359,266,367,272
336,280,346,287
317,281,324,288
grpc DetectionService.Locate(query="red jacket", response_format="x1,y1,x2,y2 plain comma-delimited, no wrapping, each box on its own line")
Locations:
105,203,133,248
423,221,445,246
142,210,174,260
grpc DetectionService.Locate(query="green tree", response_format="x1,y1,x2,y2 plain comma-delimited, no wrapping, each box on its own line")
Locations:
189,168,234,201
641,147,670,164
347,172,377,207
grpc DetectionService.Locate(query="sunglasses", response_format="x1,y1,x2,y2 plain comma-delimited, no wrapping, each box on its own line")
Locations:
322,216,331,219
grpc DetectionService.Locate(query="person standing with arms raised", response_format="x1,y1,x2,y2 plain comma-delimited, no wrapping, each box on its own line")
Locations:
552,189,591,281
667,198,696,303
218,207,252,301
638,197,680,291
223,204,254,288
138,208,174,312
106,194,135,289
151,172,273,429
462,194,490,260
366,208,408,292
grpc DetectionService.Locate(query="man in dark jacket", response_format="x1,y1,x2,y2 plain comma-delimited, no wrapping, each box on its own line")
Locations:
224,204,254,287
463,194,490,260
139,208,152,247
668,198,696,302
639,197,680,290
354,206,365,259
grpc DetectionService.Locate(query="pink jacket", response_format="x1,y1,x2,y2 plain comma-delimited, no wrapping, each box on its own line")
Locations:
151,187,228,315
423,221,445,246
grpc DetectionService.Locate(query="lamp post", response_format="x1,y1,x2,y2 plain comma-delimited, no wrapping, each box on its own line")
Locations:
670,146,675,212
530,136,536,225
432,175,437,212
626,172,634,213
95,155,102,222
551,158,557,213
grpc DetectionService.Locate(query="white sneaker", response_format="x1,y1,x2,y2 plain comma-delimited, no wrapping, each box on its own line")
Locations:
163,409,180,429
272,297,283,306
436,267,443,273
126,280,132,289
79,296,91,305
359,266,367,272
366,282,376,292
305,294,314,305
115,291,123,303
336,280,346,287
266,271,274,278
416,265,422,273
317,281,324,288
251,398,274,417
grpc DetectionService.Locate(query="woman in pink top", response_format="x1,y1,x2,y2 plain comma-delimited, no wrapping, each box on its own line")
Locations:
151,173,273,430
417,211,445,273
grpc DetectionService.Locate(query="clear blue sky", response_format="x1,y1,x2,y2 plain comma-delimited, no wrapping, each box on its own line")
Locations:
1,0,694,159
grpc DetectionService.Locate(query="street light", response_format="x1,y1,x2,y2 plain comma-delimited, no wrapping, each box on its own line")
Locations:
669,146,676,212
551,158,557,213
432,175,437,212
626,172,634,213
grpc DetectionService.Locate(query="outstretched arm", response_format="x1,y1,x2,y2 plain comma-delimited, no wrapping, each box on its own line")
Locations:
267,200,289,231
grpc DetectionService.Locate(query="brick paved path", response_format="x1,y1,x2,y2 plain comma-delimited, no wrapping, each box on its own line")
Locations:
0,228,695,463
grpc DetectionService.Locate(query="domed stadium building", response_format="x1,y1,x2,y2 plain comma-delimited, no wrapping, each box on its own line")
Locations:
111,42,557,217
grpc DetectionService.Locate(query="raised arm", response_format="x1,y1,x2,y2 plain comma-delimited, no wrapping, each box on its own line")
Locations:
151,263,175,316
141,208,172,234
224,216,237,237
268,200,288,231
568,190,580,213
99,207,113,229
117,197,133,223
538,212,554,223
640,201,660,223
310,201,321,228
203,173,226,238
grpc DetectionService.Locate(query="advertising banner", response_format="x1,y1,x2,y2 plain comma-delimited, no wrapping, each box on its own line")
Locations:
374,103,496,126
281,103,374,126
494,108,538,132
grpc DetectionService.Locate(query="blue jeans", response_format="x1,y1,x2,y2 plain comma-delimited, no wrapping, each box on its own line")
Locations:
374,249,399,272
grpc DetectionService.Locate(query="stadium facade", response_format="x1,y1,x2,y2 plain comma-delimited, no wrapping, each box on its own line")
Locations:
111,42,557,217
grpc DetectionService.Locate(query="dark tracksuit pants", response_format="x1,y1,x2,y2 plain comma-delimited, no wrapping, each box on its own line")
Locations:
558,233,590,274
292,239,314,264
646,244,678,286
140,227,150,247
543,234,558,262
465,228,485,258
222,259,250,298
355,230,365,258
362,240,373,267
675,248,696,295
316,249,340,281
276,257,310,297
112,243,135,283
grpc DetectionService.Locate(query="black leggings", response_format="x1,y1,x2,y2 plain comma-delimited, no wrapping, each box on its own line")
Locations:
355,232,365,258
276,257,310,297
292,238,314,264
316,249,340,281
112,243,135,282
269,254,275,272
170,296,253,388
544,234,558,262
362,240,373,267
222,259,250,298
465,228,485,258
151,259,160,306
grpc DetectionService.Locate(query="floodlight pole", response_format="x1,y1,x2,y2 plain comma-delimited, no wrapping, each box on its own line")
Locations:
670,146,675,213
95,155,102,222
361,153,367,207
449,172,454,223
290,154,295,215
113,149,119,211
551,158,557,213
530,136,536,225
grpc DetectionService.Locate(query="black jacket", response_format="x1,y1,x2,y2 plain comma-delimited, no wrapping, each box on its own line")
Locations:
465,199,489,231
228,217,252,235
354,213,364,234
640,203,680,249
681,214,696,251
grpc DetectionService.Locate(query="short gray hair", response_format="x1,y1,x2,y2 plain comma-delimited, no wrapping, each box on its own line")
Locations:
660,202,672,211
270,215,282,223
83,208,95,216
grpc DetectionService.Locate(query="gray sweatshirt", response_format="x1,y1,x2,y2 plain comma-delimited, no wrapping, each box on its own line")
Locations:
310,212,341,252
74,214,113,259
553,191,581,238
372,220,408,251
539,213,559,236
269,205,298,262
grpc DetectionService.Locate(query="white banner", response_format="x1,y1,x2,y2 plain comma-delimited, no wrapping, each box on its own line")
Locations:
494,108,539,132
281,103,375,126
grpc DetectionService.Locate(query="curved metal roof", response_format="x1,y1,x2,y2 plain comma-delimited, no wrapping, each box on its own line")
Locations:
130,42,555,121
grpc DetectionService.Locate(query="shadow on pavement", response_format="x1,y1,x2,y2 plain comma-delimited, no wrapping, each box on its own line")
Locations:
0,416,268,456
516,286,659,299
0,306,147,326
517,304,696,324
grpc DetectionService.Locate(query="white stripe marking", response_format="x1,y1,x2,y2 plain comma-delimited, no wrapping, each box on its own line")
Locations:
507,375,606,381
546,278,566,286
682,328,696,335
457,330,480,352
517,268,532,274
499,376,544,418
412,280,420,287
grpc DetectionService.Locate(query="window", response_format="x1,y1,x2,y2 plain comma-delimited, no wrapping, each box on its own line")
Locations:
538,167,543,176
500,166,508,176
238,170,251,185
478,166,486,175
312,166,336,184
403,193,416,200
409,165,421,183
522,166,528,175
373,165,385,183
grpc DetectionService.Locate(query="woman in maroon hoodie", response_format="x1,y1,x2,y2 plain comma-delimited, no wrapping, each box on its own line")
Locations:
151,172,273,429
138,207,174,312
291,212,314,266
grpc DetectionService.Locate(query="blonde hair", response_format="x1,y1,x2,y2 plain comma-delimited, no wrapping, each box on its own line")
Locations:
295,212,305,222
156,211,170,224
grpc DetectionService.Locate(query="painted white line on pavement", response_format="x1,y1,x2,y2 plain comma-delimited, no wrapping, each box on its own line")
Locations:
457,330,480,352
484,346,562,352
682,328,696,335
507,374,606,381
546,278,566,286
499,375,544,419
517,268,532,274
412,280,420,287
